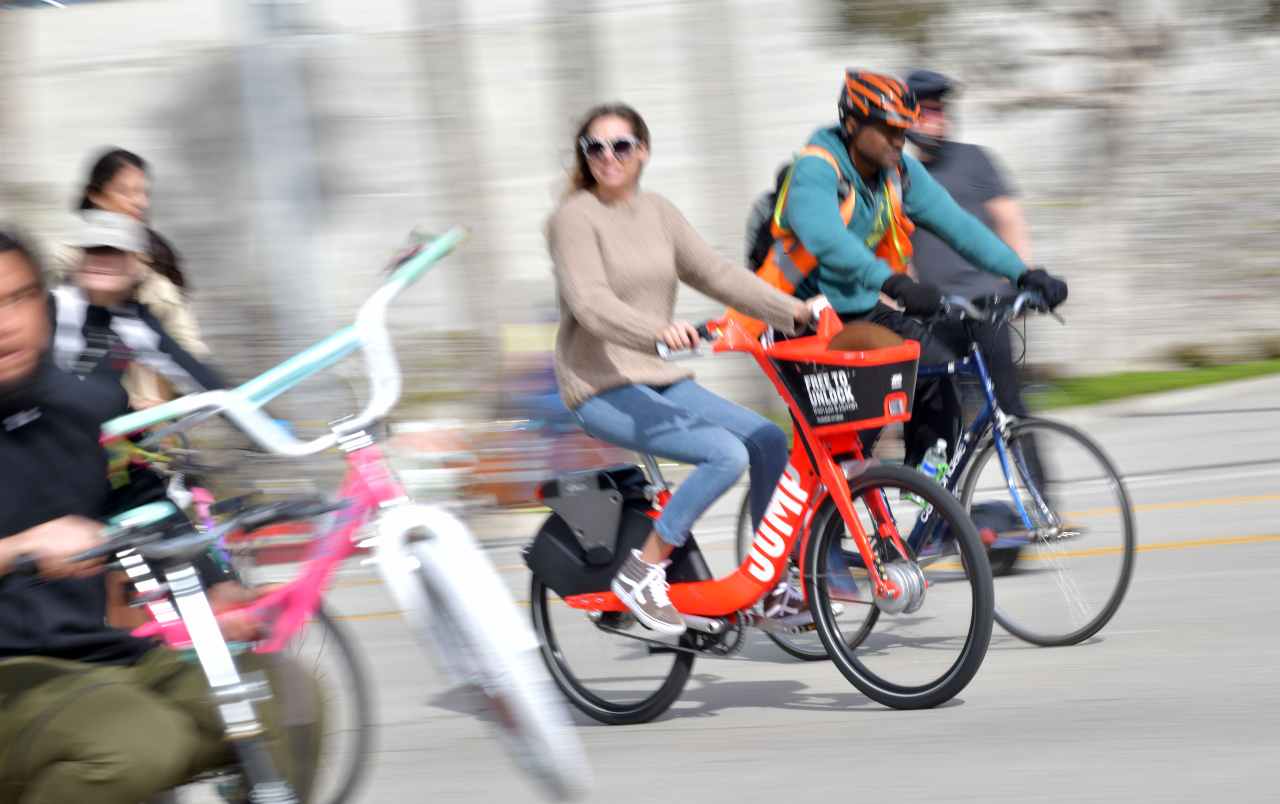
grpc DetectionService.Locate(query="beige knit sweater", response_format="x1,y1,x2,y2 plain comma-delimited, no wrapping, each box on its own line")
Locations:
548,189,801,409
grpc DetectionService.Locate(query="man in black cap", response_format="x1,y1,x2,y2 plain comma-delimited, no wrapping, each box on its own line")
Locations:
905,69,1033,298
904,68,1046,479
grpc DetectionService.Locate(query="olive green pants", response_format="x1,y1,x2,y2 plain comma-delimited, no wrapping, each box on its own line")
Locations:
0,648,321,804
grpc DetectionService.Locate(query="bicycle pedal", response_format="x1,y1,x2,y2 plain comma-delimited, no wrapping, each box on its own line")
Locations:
590,610,635,631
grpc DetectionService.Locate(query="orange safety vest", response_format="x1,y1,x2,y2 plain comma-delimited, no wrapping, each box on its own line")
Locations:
730,146,915,337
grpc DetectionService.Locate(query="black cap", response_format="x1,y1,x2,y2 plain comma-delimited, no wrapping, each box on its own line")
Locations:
906,69,956,102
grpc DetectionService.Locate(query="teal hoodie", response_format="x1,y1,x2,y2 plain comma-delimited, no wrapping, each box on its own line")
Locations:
784,125,1026,314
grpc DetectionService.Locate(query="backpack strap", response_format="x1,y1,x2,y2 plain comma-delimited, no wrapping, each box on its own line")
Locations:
772,145,856,235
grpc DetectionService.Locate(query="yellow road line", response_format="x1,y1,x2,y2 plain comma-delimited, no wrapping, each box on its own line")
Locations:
926,532,1280,570
1068,492,1280,519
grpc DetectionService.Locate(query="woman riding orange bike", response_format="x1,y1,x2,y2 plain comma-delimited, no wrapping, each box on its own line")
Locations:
548,102,819,635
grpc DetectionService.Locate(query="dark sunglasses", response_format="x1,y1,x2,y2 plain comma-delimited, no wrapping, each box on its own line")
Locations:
579,135,642,162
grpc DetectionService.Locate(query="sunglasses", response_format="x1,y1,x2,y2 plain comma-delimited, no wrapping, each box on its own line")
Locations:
579,135,642,162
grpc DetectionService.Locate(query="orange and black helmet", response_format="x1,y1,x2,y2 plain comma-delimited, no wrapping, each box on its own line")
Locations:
838,69,920,129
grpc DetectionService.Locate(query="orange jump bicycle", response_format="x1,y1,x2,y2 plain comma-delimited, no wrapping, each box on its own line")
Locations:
524,307,994,724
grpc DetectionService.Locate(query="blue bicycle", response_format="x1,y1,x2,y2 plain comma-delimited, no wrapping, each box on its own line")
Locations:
737,291,1136,656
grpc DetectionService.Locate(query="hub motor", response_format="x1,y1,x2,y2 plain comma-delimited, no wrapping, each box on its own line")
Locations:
874,560,927,615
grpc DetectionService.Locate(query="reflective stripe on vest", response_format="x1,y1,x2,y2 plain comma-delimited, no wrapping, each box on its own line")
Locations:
769,238,807,287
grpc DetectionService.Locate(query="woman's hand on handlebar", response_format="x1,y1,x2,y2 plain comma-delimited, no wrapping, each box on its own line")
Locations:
658,320,702,352
796,295,830,331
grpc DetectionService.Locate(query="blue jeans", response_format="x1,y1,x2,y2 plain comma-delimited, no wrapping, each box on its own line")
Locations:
573,380,788,547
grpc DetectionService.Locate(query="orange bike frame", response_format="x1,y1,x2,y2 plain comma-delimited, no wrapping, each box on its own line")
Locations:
563,311,919,618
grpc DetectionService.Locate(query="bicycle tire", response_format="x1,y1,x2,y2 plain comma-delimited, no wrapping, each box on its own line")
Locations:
409,528,592,800
167,605,373,804
805,463,994,710
959,416,1136,647
530,575,695,725
283,604,374,804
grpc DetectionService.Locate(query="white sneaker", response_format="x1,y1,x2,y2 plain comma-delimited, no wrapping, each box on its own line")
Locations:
610,550,686,636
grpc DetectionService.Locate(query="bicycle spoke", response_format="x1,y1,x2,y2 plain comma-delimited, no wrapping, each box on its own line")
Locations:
963,418,1135,646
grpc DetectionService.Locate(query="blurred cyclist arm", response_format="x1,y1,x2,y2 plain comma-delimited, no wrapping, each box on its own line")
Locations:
986,197,1032,264
658,196,808,334
0,516,105,579
970,145,1033,264
901,153,1027,283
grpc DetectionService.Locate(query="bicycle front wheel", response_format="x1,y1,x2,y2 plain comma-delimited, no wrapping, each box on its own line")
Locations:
805,463,994,710
407,516,592,801
960,416,1136,647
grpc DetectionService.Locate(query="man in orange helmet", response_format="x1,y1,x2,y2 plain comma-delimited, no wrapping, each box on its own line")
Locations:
779,69,1068,465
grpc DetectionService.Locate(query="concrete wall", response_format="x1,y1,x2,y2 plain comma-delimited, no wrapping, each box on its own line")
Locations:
2,0,1278,420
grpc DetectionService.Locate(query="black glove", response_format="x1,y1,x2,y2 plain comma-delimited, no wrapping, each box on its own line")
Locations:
1018,268,1068,310
882,274,944,317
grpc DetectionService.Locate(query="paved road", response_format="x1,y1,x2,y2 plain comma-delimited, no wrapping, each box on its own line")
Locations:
308,376,1280,803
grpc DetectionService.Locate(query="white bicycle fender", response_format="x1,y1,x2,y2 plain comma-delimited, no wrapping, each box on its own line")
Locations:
373,503,539,654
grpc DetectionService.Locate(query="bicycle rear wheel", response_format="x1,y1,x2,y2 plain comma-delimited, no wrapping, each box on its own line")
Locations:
959,416,1135,647
168,605,372,804
805,463,993,710
279,605,373,804
406,514,592,800
531,575,695,725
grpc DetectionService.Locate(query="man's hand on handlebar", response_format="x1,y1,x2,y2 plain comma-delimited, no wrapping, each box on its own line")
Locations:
882,274,944,317
7,517,107,579
1017,268,1068,310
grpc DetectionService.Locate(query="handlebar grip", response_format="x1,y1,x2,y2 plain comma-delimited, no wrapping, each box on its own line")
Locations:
655,321,716,361
10,554,39,576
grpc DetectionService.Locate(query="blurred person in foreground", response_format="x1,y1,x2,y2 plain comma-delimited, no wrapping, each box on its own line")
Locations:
53,147,208,409
0,228,321,804
547,102,820,635
773,69,1067,466
50,211,230,629
50,209,225,409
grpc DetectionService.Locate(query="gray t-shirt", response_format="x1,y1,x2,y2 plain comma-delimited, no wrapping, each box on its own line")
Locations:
911,140,1017,299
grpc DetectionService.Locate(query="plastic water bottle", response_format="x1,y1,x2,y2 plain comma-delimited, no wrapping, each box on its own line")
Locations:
919,438,950,484
905,439,949,506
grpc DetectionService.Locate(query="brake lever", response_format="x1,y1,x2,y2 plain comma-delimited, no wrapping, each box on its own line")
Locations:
941,295,985,321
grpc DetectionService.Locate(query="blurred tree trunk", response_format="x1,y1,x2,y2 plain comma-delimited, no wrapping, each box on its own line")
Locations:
680,0,779,415
413,0,500,376
548,0,602,153
0,11,21,217
238,0,340,429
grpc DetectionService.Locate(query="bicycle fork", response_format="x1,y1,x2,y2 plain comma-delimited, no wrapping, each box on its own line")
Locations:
166,563,299,804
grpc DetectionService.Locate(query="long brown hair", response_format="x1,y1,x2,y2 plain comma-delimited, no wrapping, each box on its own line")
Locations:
568,103,651,193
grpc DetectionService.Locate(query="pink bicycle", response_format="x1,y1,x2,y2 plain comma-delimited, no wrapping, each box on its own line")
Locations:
83,228,591,802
